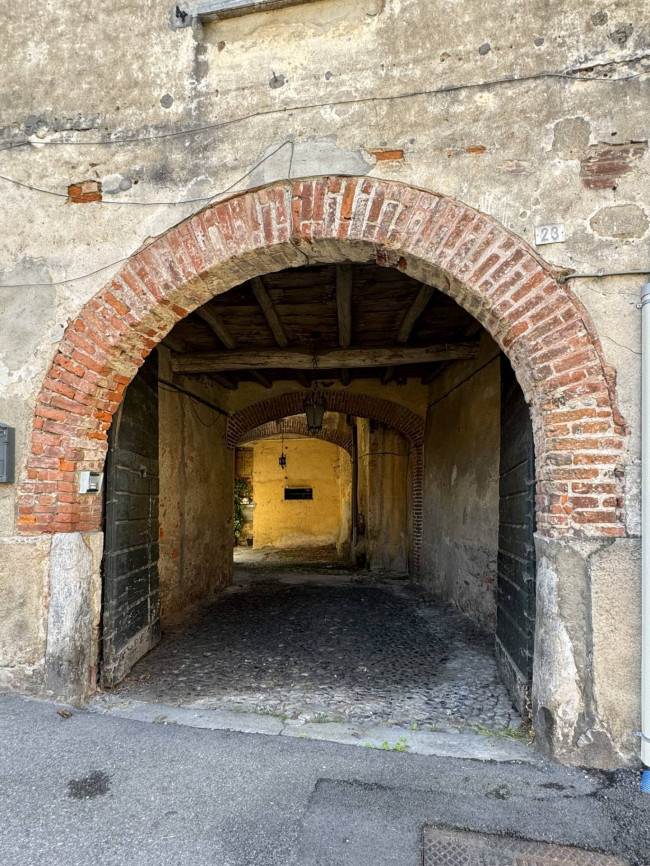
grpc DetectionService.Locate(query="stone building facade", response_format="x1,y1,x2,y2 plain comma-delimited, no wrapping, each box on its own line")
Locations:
0,0,648,769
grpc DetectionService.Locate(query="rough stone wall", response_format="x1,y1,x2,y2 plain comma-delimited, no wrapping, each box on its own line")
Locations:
158,350,233,624
421,334,501,630
534,535,641,767
248,437,349,549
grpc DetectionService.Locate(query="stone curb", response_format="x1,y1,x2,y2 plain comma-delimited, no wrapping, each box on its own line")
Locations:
87,697,540,764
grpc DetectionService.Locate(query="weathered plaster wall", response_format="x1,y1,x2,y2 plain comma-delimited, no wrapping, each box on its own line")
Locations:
534,535,641,768
0,0,647,766
158,349,233,624
0,0,647,542
421,334,500,629
0,536,51,694
248,437,350,549
356,419,409,572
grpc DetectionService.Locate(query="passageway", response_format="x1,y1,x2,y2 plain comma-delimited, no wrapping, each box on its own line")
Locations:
99,257,534,742
109,561,520,733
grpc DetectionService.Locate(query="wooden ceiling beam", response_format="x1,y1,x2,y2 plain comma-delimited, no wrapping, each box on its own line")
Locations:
336,264,353,348
171,343,480,373
397,283,436,343
250,370,272,389
195,307,237,349
251,277,289,347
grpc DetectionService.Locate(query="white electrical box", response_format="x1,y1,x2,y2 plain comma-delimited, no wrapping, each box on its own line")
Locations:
79,470,104,494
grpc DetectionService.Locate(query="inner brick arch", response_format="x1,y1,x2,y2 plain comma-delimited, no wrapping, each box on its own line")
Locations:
236,417,353,454
227,393,424,450
17,175,628,542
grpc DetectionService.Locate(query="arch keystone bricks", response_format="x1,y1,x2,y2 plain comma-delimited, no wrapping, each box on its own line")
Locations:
18,176,627,544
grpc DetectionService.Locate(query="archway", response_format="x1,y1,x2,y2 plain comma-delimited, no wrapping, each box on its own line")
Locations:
234,421,354,563
19,175,626,541
229,391,424,568
18,176,628,762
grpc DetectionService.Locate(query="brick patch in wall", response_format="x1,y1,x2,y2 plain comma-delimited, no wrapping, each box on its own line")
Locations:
67,180,102,203
580,142,647,191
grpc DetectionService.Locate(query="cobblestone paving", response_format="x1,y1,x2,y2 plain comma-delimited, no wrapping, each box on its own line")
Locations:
110,565,521,733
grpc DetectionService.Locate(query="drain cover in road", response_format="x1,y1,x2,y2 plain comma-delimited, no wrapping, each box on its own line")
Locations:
422,826,629,865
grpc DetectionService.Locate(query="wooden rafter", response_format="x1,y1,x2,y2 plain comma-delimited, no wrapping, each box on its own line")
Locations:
250,370,272,388
336,264,353,348
172,343,480,373
397,283,436,343
251,277,288,347
161,334,187,354
196,307,237,349
208,373,238,390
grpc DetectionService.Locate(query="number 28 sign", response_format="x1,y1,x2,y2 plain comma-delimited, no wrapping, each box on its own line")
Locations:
534,223,566,245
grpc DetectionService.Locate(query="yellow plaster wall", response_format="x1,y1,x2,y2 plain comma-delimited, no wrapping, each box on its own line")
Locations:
250,438,351,549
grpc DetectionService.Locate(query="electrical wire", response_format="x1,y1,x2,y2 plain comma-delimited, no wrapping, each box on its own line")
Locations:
0,139,295,207
0,62,647,153
0,141,296,289
158,378,229,418
0,58,646,286
426,353,500,410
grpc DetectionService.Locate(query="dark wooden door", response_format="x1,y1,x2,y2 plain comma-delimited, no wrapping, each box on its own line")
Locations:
101,353,160,686
495,355,536,715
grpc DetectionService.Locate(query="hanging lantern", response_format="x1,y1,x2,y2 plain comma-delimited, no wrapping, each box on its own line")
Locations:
303,331,327,432
303,390,327,432
278,434,287,469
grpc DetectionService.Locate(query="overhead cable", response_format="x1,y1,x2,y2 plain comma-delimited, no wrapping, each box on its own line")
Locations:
1,63,647,153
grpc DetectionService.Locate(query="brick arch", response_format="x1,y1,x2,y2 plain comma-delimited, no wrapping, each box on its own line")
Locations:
227,392,424,449
237,417,353,454
18,175,627,541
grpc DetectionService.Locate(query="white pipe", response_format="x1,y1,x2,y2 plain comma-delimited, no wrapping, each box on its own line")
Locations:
641,282,650,768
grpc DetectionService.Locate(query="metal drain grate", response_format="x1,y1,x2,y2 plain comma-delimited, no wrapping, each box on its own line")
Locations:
422,826,630,866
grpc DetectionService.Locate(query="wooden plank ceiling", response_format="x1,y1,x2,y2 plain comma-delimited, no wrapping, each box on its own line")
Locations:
164,263,482,389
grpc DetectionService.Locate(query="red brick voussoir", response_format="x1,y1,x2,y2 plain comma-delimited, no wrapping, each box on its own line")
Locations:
18,176,628,542
237,418,354,455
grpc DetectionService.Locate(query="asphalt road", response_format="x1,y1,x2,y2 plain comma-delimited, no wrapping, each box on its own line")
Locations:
1,694,648,866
